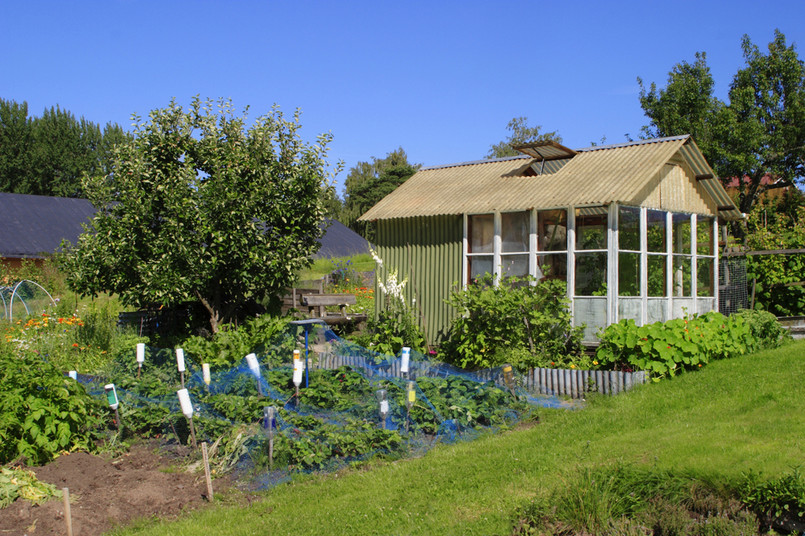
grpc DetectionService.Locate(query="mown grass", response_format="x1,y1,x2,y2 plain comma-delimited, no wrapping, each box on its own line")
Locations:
299,253,375,282
109,340,805,536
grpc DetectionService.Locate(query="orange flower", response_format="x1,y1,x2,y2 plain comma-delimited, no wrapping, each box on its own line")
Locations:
72,343,79,348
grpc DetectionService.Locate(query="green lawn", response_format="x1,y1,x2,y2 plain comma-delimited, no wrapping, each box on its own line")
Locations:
110,340,805,536
299,254,375,283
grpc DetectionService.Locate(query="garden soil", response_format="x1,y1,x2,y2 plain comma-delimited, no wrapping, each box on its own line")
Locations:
2,442,230,535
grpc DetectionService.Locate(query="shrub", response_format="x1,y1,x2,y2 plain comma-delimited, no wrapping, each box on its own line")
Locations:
0,350,104,465
181,314,293,369
442,275,583,371
732,309,791,351
596,312,754,380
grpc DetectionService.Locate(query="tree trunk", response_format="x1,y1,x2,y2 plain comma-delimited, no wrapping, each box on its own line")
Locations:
195,290,222,335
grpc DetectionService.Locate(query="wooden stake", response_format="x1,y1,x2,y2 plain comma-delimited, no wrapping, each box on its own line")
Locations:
62,487,73,536
188,417,198,449
202,442,214,501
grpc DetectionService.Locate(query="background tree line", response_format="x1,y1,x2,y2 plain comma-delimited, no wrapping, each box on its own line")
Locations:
0,98,128,198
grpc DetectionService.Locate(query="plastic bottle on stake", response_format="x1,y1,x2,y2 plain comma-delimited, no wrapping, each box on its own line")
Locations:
104,384,119,410
177,388,193,419
401,346,410,375
177,388,197,449
136,343,145,377
202,363,211,386
245,353,260,378
245,353,263,396
292,350,304,387
376,389,389,429
176,348,186,372
104,383,121,430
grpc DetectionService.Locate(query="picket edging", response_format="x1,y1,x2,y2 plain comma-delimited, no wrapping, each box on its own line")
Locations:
314,352,646,400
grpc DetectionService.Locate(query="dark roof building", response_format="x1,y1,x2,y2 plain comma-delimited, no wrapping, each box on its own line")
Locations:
315,218,370,259
0,192,95,264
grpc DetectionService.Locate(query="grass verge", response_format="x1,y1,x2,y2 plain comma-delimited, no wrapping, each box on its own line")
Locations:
108,340,805,536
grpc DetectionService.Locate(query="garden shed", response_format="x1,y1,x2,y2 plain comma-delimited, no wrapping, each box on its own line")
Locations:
359,135,743,344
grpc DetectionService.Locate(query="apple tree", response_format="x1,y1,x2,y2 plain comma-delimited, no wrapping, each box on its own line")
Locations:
60,97,338,333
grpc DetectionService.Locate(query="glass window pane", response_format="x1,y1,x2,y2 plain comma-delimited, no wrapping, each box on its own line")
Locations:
468,255,493,283
536,253,567,282
697,216,714,256
647,254,667,296
672,255,691,297
647,210,666,253
697,257,714,297
618,206,640,251
501,254,529,278
618,252,640,296
575,252,607,296
469,214,493,254
672,213,692,254
501,211,529,253
575,207,608,250
538,209,567,251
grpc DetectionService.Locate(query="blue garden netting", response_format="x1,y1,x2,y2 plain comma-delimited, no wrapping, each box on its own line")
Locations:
75,320,575,489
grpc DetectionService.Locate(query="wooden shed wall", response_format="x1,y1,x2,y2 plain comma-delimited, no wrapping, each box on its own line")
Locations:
374,215,463,345
640,161,717,215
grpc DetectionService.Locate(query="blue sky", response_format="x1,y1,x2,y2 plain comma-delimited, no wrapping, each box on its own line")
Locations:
3,1,804,195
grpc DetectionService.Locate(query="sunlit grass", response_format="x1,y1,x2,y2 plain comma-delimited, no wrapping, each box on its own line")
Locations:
299,254,375,282
108,340,805,535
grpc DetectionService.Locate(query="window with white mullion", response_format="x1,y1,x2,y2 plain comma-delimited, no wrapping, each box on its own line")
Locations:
465,211,530,285
573,206,608,297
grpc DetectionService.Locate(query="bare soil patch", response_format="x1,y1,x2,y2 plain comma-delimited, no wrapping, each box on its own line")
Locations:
2,442,227,536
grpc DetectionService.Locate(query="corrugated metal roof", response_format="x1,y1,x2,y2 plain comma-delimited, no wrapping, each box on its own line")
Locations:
359,136,743,222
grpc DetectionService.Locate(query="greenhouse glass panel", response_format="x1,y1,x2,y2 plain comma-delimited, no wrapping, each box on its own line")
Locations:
697,257,714,297
647,210,666,252
538,210,567,251
672,255,691,297
618,252,640,296
536,253,567,282
697,216,714,256
468,256,493,282
672,213,692,254
469,214,494,254
575,207,607,250
501,211,529,253
501,254,529,278
575,252,607,296
647,254,667,296
618,206,640,251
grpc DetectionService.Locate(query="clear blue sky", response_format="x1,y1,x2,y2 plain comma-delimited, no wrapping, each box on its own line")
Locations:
3,0,804,195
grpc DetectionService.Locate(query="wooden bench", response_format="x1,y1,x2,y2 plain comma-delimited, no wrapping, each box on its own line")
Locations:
301,293,357,317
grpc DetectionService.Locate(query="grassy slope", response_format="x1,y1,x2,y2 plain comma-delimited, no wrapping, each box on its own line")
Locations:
111,340,805,536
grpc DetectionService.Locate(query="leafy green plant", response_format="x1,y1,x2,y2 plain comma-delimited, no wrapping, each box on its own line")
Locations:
733,308,792,351
442,275,583,371
182,314,293,369
596,312,755,380
0,350,104,465
739,468,805,531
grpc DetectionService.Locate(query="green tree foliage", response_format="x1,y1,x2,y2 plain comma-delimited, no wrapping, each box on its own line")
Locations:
0,98,127,197
745,194,805,315
639,30,805,215
486,116,562,159
60,97,338,334
341,147,419,240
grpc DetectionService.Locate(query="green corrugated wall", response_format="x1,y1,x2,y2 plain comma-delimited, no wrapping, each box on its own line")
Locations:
374,215,463,346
